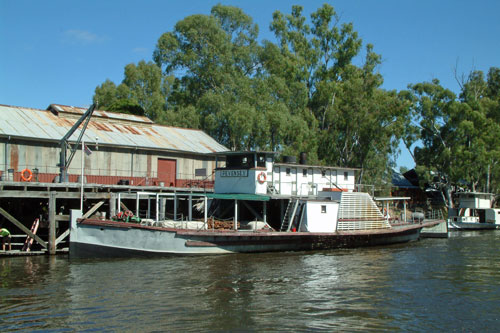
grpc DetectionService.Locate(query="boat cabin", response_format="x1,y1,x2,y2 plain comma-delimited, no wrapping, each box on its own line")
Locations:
450,192,500,225
456,192,493,209
208,152,388,233
213,151,357,196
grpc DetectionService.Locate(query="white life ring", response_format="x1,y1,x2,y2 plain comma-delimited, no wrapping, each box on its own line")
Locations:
257,172,267,184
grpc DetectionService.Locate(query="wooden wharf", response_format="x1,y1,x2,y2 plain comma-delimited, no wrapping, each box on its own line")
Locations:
0,180,209,256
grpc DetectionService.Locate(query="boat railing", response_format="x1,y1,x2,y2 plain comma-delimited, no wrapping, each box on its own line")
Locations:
355,184,375,196
425,209,445,220
267,180,354,196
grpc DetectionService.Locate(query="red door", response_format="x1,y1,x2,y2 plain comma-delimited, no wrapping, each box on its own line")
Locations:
158,159,176,187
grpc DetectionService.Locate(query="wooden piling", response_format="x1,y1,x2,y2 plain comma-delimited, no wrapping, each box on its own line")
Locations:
48,192,56,255
109,193,117,218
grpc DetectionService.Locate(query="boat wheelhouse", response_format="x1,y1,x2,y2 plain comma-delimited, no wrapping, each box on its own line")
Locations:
214,151,355,196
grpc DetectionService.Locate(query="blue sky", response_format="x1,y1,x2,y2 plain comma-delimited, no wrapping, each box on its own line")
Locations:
1,0,499,169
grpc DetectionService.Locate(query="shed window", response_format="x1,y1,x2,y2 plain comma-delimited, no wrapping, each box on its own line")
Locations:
321,205,327,213
344,172,349,181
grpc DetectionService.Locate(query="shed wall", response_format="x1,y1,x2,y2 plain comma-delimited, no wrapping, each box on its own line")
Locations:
0,138,216,187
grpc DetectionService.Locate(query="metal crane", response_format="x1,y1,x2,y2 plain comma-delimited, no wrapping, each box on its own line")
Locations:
58,103,97,183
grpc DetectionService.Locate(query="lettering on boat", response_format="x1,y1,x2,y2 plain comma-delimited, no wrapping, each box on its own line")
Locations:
220,170,248,177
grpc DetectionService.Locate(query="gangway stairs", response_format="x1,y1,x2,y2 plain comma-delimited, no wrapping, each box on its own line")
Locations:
280,199,305,232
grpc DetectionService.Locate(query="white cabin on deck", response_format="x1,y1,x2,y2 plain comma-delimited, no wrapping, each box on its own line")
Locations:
450,192,500,226
456,192,494,209
210,151,389,233
213,151,357,196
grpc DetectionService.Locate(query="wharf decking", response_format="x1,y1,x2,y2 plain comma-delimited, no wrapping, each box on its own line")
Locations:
0,180,210,256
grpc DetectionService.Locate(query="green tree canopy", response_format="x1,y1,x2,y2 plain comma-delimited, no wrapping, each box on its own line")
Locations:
405,67,500,206
92,4,498,195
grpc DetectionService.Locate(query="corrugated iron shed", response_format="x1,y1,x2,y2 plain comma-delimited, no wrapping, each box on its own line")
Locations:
0,104,228,154
48,104,153,124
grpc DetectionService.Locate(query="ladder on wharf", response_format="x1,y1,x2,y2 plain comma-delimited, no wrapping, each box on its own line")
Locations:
22,218,40,252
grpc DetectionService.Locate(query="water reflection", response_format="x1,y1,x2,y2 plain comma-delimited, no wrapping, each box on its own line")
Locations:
1,231,500,331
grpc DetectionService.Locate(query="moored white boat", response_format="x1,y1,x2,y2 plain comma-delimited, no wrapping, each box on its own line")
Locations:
448,192,500,231
69,151,442,257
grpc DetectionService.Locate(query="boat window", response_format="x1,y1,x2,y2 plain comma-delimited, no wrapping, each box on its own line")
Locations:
286,168,291,176
344,172,348,181
321,205,327,213
257,154,266,168
226,154,254,169
303,169,307,177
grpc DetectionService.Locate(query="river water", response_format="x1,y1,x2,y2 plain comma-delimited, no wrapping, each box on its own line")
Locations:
1,231,499,332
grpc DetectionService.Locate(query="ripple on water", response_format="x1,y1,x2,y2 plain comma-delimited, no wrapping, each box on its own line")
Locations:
1,232,500,331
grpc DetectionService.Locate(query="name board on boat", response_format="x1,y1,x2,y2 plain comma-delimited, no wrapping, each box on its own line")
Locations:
220,170,248,177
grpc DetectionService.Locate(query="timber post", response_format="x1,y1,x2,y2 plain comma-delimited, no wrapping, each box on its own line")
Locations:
48,192,57,255
160,197,167,221
109,193,117,218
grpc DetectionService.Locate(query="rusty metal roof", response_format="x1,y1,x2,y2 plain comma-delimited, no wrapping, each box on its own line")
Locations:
0,104,228,154
48,104,153,124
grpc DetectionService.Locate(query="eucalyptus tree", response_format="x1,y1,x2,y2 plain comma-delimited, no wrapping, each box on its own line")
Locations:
93,3,415,188
153,4,266,150
263,4,408,184
93,60,170,121
406,67,500,207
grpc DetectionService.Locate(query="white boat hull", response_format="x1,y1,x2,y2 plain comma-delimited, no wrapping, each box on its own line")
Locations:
447,220,497,230
69,211,440,258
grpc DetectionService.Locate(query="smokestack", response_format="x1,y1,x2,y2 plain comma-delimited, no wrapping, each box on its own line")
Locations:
299,152,307,165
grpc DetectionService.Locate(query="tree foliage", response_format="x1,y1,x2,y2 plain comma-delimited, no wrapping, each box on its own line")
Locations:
93,4,499,194
404,68,500,206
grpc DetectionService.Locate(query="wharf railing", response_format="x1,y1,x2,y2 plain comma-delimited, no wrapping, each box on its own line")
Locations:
0,165,214,189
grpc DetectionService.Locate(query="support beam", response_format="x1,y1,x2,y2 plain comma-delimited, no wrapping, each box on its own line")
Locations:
49,192,56,255
188,195,192,221
174,195,178,221
55,229,70,245
297,205,305,231
147,196,151,219
120,202,131,212
404,200,407,223
156,194,159,222
280,199,284,226
0,207,47,249
204,196,208,229
109,193,117,218
241,201,263,221
218,201,234,219
0,190,115,199
234,199,238,231
160,197,166,221
82,200,105,219
263,201,267,223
